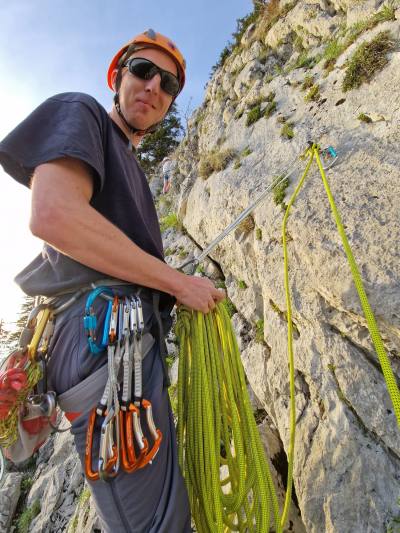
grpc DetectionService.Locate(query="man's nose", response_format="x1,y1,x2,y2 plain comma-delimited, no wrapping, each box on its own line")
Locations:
144,73,161,93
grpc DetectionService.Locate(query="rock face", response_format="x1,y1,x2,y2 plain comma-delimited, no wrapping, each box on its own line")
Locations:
165,1,400,532
0,472,22,531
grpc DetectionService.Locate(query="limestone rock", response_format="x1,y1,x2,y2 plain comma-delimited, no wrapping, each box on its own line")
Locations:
28,422,85,533
0,472,22,532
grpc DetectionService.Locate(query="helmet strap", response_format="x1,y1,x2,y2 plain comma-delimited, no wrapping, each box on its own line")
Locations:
114,90,161,149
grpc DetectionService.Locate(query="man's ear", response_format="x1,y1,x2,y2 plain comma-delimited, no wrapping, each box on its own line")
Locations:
110,69,118,92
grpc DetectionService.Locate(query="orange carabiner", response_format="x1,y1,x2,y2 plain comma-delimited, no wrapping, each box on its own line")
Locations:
120,403,149,472
85,407,118,482
136,399,162,468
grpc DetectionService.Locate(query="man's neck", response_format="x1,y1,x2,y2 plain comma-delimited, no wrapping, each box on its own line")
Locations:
109,106,143,148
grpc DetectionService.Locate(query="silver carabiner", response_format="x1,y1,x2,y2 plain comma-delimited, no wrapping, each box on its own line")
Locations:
98,407,120,480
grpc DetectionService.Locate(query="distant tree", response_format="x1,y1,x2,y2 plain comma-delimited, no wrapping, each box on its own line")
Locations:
210,2,267,76
5,295,35,350
136,102,183,176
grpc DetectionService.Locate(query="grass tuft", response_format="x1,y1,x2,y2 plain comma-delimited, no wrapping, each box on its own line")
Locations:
199,148,236,179
160,213,182,232
223,298,237,318
264,100,277,118
280,123,295,140
16,500,41,533
273,175,290,206
246,105,263,126
342,31,395,92
304,84,320,102
255,319,265,344
357,113,373,123
237,215,255,235
301,74,314,91
241,146,253,157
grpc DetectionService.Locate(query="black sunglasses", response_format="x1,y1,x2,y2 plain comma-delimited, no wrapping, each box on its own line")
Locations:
124,57,180,98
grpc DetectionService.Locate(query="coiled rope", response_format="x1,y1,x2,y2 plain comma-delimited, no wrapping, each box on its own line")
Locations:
176,303,283,533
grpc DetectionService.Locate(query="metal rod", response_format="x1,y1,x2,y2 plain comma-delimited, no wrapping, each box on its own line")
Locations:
178,156,300,272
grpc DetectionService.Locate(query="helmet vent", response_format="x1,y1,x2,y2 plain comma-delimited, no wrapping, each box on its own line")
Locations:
144,28,157,40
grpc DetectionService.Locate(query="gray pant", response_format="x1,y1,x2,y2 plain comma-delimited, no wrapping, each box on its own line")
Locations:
47,289,191,533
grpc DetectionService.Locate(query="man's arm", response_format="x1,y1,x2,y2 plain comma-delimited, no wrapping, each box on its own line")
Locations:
30,157,225,313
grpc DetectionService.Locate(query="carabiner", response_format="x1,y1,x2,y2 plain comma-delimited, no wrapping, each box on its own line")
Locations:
109,296,119,344
85,408,118,482
98,407,120,481
83,287,113,354
319,145,338,170
138,399,163,466
120,403,149,473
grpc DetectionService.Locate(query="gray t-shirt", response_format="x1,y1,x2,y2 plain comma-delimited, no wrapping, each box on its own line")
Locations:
0,92,165,297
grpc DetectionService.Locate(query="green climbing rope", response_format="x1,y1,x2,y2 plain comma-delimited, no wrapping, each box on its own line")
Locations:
279,144,400,529
313,146,400,425
176,304,283,533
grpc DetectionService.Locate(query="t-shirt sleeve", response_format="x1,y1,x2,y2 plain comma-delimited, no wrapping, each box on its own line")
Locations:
0,93,106,192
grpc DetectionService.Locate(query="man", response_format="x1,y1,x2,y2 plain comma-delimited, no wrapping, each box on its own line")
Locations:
161,156,173,194
0,29,224,532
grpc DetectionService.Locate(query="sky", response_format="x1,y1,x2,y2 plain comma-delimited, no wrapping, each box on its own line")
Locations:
0,0,253,327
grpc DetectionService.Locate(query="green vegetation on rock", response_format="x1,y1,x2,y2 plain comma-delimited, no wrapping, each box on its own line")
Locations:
342,31,395,92
304,84,320,102
223,298,237,318
16,500,41,533
246,105,263,127
357,113,373,123
238,215,255,235
301,74,314,91
264,100,277,118
255,319,265,344
280,123,295,140
160,212,182,232
273,175,290,206
199,148,236,179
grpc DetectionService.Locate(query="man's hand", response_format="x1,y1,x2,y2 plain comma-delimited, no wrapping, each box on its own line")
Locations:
172,273,225,314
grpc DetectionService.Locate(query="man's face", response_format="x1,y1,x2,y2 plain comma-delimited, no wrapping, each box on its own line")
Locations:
115,47,177,130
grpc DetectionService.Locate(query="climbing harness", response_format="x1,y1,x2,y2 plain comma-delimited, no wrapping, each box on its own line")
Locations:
84,292,162,481
0,278,160,487
176,142,399,532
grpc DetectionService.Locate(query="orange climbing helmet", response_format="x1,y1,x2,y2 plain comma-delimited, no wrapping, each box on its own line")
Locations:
107,29,186,94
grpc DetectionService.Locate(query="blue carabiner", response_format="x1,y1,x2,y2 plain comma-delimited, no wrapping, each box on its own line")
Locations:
84,286,114,354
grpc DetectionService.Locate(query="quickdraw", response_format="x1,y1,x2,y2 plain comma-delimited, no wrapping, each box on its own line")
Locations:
84,291,162,482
